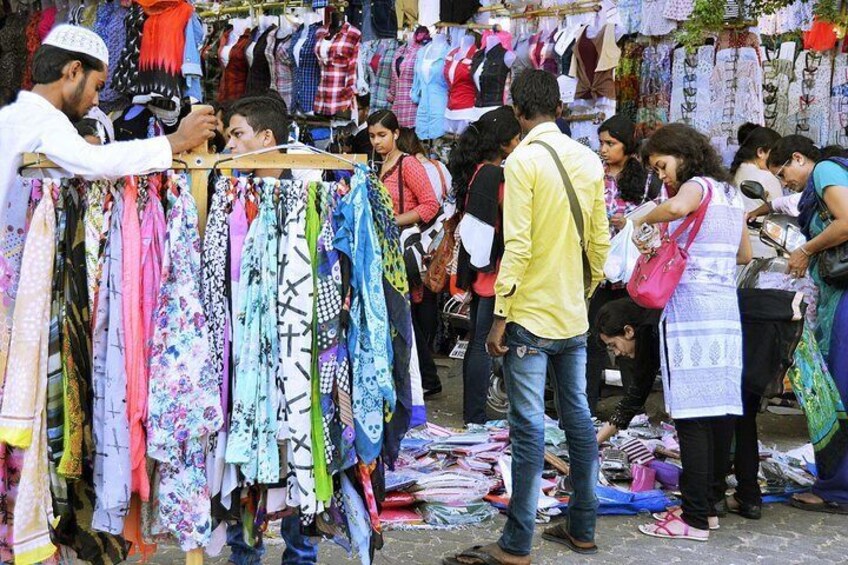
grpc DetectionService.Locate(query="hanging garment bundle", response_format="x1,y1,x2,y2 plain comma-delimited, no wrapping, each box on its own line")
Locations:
0,164,420,565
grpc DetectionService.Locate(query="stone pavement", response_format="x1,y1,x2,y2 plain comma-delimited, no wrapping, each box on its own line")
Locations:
142,358,848,564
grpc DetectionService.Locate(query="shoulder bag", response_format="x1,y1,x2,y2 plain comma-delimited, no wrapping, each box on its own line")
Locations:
814,188,848,287
531,140,593,297
626,178,713,309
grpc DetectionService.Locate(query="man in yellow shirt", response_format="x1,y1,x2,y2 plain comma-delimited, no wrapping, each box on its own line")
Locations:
445,71,609,565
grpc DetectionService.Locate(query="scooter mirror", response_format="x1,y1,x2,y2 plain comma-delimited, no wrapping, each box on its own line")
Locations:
740,180,767,202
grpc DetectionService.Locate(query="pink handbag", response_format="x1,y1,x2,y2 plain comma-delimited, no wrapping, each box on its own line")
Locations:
627,182,713,309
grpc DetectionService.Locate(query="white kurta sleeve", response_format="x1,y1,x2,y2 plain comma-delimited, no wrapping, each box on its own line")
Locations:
35,121,173,180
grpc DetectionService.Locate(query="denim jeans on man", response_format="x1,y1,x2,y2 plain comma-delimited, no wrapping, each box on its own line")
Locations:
227,514,317,565
498,323,599,556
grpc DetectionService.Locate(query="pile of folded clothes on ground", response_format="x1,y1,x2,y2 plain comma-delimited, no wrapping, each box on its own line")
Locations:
380,417,817,530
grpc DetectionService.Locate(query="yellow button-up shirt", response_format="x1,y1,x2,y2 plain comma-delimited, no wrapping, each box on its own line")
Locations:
494,122,610,340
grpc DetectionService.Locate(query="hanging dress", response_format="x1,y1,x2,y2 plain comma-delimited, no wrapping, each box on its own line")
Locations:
147,183,223,550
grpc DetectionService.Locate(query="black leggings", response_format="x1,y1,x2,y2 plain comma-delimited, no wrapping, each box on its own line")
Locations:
675,416,736,530
412,288,440,391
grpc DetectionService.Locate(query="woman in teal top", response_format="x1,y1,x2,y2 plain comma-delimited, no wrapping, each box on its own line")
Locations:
767,136,848,513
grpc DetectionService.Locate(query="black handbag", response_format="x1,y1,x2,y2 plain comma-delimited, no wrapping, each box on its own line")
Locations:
815,196,848,287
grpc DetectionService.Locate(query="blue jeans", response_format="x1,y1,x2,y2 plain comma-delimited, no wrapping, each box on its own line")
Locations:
498,324,599,556
227,514,318,565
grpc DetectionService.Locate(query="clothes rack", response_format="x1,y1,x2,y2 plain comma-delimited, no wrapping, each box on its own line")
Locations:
510,2,601,18
196,0,348,18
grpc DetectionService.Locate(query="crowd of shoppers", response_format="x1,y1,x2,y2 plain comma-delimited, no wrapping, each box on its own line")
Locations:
200,69,848,563
439,70,848,562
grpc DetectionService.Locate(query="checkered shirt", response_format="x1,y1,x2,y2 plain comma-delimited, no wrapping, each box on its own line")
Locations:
369,39,399,112
389,40,422,128
289,22,322,114
313,23,362,116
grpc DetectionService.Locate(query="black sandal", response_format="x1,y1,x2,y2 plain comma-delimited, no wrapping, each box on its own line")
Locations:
442,544,529,565
541,523,599,555
790,495,848,515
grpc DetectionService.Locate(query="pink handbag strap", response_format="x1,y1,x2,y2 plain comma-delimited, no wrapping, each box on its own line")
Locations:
664,177,714,251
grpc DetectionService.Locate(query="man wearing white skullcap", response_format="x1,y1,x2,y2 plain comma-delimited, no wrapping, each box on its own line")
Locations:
0,24,217,217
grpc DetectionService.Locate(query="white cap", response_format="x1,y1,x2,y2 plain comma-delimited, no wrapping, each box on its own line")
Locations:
42,24,109,66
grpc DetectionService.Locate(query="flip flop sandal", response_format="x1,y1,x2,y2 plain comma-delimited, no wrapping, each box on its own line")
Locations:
638,515,709,541
651,508,719,530
541,523,599,555
442,545,523,565
790,497,848,515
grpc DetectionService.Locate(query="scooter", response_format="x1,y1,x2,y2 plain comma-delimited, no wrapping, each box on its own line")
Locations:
737,180,806,287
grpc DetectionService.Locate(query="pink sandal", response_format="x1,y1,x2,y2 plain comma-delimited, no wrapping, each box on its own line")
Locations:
639,514,709,541
651,507,719,530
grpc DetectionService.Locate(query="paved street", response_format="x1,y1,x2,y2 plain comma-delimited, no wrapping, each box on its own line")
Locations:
143,358,848,564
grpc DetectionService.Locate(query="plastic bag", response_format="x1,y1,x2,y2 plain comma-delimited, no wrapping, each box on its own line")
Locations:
604,220,639,283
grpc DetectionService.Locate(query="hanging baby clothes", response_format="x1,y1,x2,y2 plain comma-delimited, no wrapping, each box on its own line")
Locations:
227,178,281,485
277,179,317,514
411,39,449,140
471,43,510,108
639,0,676,36
91,185,131,536
334,168,396,464
290,22,323,114
0,193,56,565
148,183,223,550
314,23,362,116
389,39,424,127
669,45,714,134
569,24,621,101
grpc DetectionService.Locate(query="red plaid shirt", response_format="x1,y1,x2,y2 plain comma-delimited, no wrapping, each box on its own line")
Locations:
313,23,361,116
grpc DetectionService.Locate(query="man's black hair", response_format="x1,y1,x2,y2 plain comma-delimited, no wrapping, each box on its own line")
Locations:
225,94,291,146
510,69,560,121
31,45,106,85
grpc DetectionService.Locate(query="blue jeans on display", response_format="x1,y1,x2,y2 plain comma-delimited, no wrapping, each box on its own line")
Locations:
498,323,599,556
227,514,318,565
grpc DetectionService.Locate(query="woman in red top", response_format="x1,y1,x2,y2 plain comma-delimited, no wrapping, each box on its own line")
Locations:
368,110,443,396
448,106,520,424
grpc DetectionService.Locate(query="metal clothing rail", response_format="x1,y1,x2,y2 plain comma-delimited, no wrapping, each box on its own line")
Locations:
196,0,348,18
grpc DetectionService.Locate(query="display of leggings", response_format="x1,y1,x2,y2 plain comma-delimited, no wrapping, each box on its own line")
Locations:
675,416,735,530
585,284,631,415
712,391,762,507
463,295,495,424
412,288,440,392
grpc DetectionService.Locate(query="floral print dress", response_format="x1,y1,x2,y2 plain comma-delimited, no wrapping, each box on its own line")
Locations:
147,184,224,550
